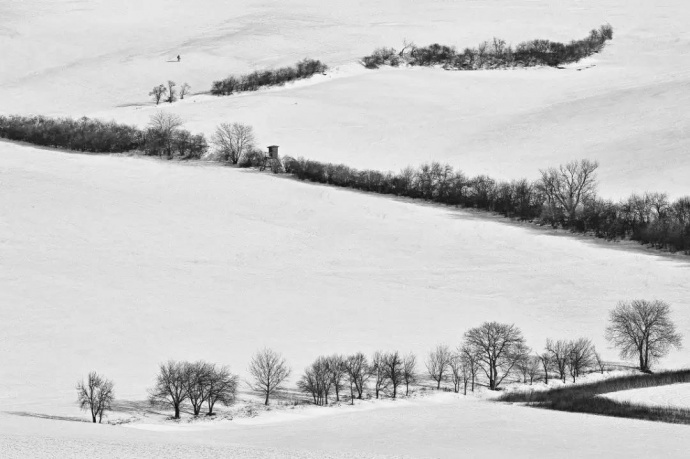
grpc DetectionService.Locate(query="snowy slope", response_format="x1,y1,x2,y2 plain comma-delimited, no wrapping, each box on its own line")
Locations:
602,383,690,409
1,142,688,414
2,1,690,196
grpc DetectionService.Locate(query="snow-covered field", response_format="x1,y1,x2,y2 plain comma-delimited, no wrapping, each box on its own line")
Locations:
602,383,690,409
2,1,690,196
2,0,690,457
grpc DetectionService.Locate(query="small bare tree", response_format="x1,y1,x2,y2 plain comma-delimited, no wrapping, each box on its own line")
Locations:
426,345,452,390
606,300,682,372
370,351,389,399
448,353,463,393
383,351,404,398
148,112,183,158
524,356,541,385
464,322,528,390
345,353,370,403
166,80,177,103
545,339,570,383
328,355,347,403
184,361,213,416
206,365,238,415
538,352,551,385
593,350,606,375
248,348,291,405
149,84,167,105
567,338,595,382
76,372,114,423
460,344,479,392
179,82,191,100
402,353,417,396
538,159,599,224
211,122,256,164
149,360,188,419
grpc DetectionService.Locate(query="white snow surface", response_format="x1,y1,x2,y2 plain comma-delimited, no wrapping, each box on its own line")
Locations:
2,0,690,457
2,0,690,197
602,383,690,409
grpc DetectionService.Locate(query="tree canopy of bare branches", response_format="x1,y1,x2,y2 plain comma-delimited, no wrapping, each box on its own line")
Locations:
402,353,417,396
248,348,291,405
545,339,571,383
606,300,682,372
567,338,595,382
426,345,452,390
370,351,389,399
464,322,528,390
148,360,188,419
345,353,370,403
383,351,404,398
76,371,114,423
211,122,256,164
149,84,167,105
538,159,598,224
147,112,183,158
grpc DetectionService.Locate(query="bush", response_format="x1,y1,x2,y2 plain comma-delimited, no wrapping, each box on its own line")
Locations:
238,149,264,168
211,59,328,96
362,24,614,71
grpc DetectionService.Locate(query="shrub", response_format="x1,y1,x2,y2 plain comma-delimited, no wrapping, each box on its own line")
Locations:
211,59,328,96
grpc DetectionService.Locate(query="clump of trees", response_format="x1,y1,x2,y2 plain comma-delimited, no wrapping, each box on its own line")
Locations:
210,59,328,96
148,360,238,419
149,81,191,104
543,338,597,383
76,371,114,423
281,156,690,254
362,24,614,69
144,112,208,159
606,300,682,373
210,122,256,164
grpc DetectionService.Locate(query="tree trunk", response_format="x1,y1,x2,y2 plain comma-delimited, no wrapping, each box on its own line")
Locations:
174,405,180,419
265,391,270,406
405,382,409,396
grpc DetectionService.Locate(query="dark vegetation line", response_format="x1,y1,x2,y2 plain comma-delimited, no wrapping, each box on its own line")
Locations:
362,24,614,69
280,156,690,255
210,58,328,96
1,112,689,255
498,370,690,424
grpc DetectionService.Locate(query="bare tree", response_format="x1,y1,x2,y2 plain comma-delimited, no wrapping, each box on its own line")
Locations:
448,353,463,393
148,112,183,158
328,355,347,403
538,159,598,224
211,122,256,164
166,80,177,103
179,83,191,100
606,300,682,372
76,371,114,423
206,365,238,415
567,338,595,382
524,356,541,385
149,84,167,105
370,351,389,399
538,352,551,385
345,353,370,403
248,348,291,405
593,350,606,375
460,344,479,392
185,361,212,416
545,339,570,383
149,360,188,419
298,356,332,406
464,322,528,390
426,345,452,390
383,351,404,398
402,353,417,396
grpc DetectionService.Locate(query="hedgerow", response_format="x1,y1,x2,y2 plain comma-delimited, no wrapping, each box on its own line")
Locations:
210,59,328,96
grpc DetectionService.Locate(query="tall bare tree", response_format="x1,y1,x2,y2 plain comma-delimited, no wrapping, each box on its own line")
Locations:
76,371,114,423
448,353,463,393
383,351,404,398
402,353,417,396
211,122,256,164
545,339,571,383
248,348,291,405
345,352,370,403
538,352,551,385
464,322,528,390
328,355,347,403
370,351,389,399
166,80,177,103
179,82,191,100
567,338,595,382
426,345,452,390
185,361,212,416
149,360,188,419
206,365,238,415
606,300,682,372
460,344,479,392
148,112,183,158
538,159,598,224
